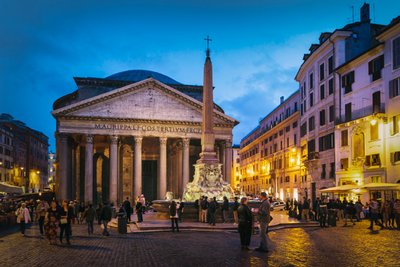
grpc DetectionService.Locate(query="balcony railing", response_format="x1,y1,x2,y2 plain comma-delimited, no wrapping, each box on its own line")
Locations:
336,103,385,124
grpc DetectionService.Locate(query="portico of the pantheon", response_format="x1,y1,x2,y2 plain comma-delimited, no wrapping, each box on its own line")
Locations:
52,70,238,205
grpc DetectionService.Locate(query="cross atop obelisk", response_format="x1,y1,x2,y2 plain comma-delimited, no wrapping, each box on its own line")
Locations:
198,36,218,164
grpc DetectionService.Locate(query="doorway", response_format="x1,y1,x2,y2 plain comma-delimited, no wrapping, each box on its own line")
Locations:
142,160,157,201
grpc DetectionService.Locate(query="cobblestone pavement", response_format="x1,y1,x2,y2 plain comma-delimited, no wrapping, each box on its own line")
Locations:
0,220,399,267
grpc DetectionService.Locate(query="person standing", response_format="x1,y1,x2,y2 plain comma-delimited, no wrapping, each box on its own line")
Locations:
343,200,356,226
59,200,72,245
200,196,209,223
16,202,31,236
381,200,391,229
368,198,382,230
221,196,229,223
100,202,112,236
393,199,400,230
319,200,328,227
35,200,49,236
255,192,270,253
45,200,60,245
83,204,97,235
302,197,309,221
135,198,143,223
169,200,179,232
208,197,218,226
177,200,184,222
237,197,252,250
139,194,146,214
123,197,132,222
232,197,240,225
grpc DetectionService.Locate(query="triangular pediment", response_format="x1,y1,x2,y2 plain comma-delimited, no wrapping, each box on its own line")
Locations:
52,79,237,126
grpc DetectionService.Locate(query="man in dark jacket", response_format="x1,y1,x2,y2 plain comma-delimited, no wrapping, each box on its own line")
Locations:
221,196,229,223
123,197,132,222
100,202,112,236
83,204,97,235
208,197,218,226
237,197,253,250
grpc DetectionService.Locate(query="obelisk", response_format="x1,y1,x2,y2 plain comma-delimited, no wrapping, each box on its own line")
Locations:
182,37,234,201
197,39,219,165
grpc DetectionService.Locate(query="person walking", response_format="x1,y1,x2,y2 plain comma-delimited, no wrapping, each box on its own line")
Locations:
343,200,356,226
232,197,240,225
319,199,328,227
45,200,60,245
237,197,252,250
208,197,218,226
35,200,49,236
139,194,146,214
169,200,179,232
355,201,363,222
123,197,132,222
381,200,391,229
135,198,143,223
83,204,97,235
59,200,73,245
100,202,112,236
200,196,209,223
221,196,229,223
16,202,31,236
255,192,270,253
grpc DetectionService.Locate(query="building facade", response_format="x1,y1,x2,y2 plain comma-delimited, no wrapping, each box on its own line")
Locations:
0,126,14,184
48,152,56,190
52,69,237,204
295,3,385,202
0,114,49,192
231,145,240,193
239,92,301,200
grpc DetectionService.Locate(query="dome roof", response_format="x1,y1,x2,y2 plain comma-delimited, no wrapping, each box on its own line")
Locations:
105,70,181,85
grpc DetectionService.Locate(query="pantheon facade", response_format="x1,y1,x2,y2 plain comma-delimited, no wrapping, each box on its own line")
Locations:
52,70,238,204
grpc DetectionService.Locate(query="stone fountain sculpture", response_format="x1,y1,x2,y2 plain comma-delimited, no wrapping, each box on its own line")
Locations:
183,42,234,201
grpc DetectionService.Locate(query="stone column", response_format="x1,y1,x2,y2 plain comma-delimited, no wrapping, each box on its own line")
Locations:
109,135,118,205
85,135,94,204
134,136,142,198
158,137,167,200
225,140,233,184
58,134,68,201
182,138,190,191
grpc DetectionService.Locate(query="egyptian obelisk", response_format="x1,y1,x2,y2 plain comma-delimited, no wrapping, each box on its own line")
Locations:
182,37,234,201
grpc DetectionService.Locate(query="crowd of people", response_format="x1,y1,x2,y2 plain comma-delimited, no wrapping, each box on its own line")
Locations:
285,196,400,230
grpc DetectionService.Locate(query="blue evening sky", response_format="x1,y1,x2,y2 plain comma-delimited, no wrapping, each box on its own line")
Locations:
0,0,399,150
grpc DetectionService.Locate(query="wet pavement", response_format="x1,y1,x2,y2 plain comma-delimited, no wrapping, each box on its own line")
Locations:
0,220,399,267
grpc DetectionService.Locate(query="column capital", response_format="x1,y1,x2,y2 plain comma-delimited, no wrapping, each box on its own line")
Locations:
110,135,119,144
182,138,190,148
134,136,143,144
86,135,94,144
159,137,167,145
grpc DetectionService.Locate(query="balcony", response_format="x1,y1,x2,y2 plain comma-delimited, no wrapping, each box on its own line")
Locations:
336,103,385,124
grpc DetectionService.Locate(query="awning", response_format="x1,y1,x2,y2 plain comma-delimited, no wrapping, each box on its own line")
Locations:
0,182,24,194
361,183,400,191
320,184,360,192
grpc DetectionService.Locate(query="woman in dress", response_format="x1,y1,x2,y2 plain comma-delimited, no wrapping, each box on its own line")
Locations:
169,200,179,232
59,200,73,245
45,200,60,245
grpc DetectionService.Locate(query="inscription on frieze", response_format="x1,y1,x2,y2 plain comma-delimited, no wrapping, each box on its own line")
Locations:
94,123,201,134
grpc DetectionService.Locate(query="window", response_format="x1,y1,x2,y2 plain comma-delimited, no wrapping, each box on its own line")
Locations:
372,91,381,113
391,151,400,164
328,56,334,74
345,103,352,122
329,162,335,178
286,137,289,147
392,115,399,135
328,78,334,95
320,63,325,81
279,130,283,136
294,102,298,112
321,164,326,179
294,134,297,145
309,116,315,131
309,73,314,90
370,123,379,140
319,133,334,151
310,92,314,107
303,100,307,113
320,109,326,126
393,37,400,70
286,126,290,132
320,84,325,100
368,55,384,81
365,154,381,166
308,139,316,160
342,71,355,94
329,105,335,122
300,122,307,137
340,158,349,170
341,130,348,146
292,121,298,128
285,176,290,183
